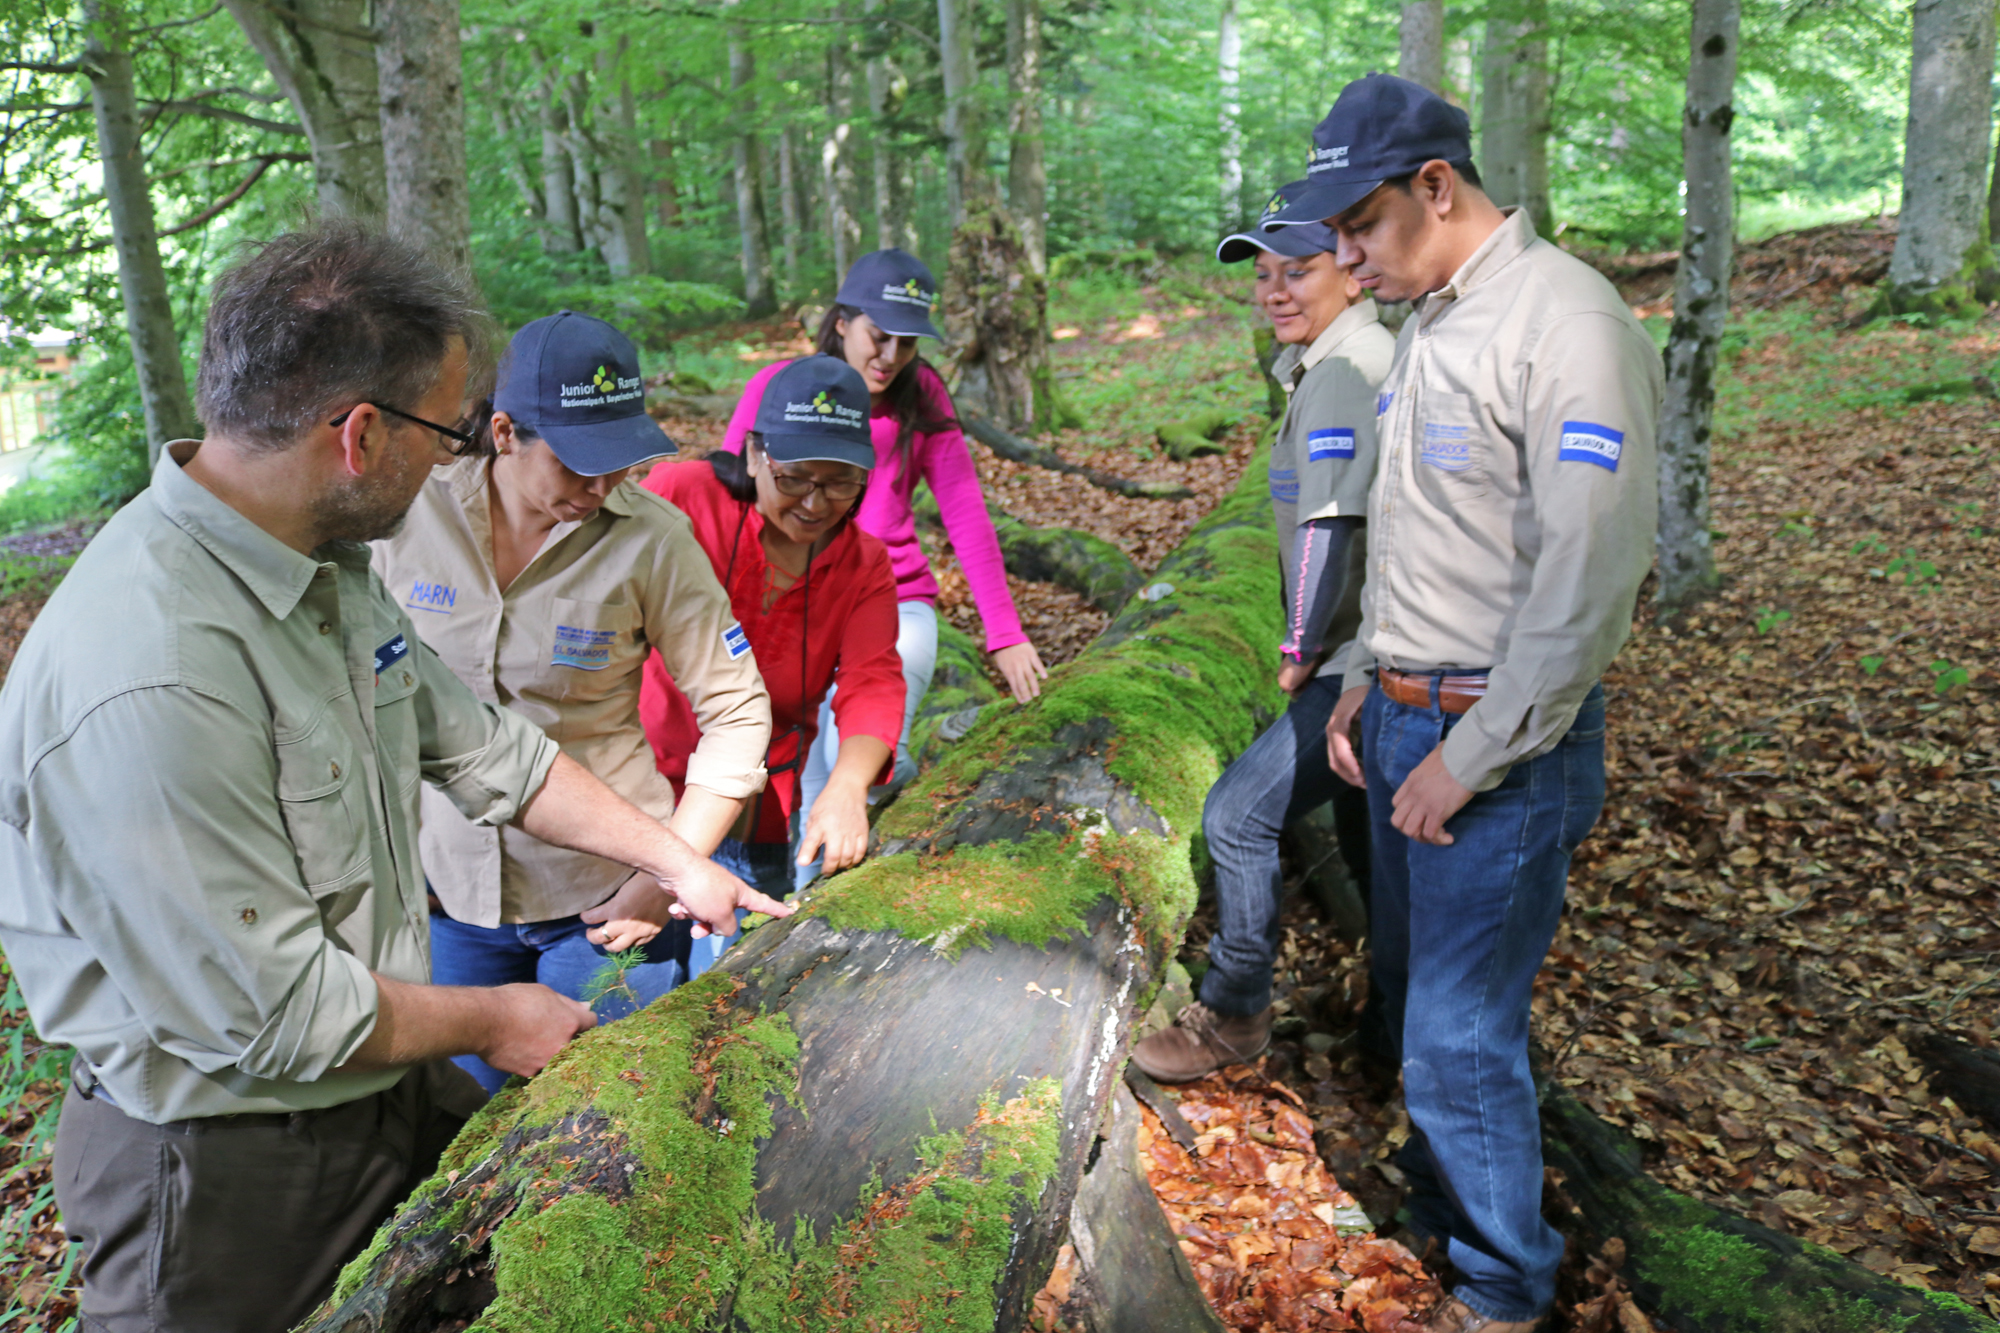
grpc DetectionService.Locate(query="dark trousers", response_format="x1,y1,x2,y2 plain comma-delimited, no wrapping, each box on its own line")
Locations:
1198,676,1381,1046
56,1060,484,1333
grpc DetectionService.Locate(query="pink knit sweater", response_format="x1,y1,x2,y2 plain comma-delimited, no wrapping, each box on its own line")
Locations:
721,359,1027,652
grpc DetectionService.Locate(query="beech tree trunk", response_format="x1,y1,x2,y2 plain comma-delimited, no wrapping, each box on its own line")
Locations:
650,138,682,230
946,201,1062,432
539,69,583,255
221,0,386,220
1883,0,1999,317
1398,1,1445,95
1479,0,1550,237
1655,0,1738,613
1216,0,1242,228
485,49,544,230
729,32,779,316
776,126,804,290
376,0,470,268
864,0,914,252
822,43,864,281
592,43,651,279
1005,0,1048,275
82,0,197,466
937,0,982,227
299,458,1292,1333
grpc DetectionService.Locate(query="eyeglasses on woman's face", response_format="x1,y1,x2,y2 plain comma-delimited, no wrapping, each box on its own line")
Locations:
329,403,480,456
766,465,865,502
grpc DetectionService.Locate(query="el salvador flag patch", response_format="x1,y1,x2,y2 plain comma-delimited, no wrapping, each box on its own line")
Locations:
1558,421,1623,471
721,622,751,660
373,633,410,678
1307,428,1356,462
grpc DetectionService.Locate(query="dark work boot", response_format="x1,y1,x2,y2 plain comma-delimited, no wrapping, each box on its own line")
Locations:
1130,1002,1272,1083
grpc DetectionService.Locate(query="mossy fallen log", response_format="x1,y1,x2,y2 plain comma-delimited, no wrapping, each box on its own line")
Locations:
300,454,1287,1333
903,619,1003,770
1156,409,1242,461
915,487,1144,614
962,411,1194,501
1538,1068,1998,1333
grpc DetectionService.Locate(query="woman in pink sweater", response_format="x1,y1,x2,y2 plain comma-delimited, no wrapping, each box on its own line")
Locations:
720,249,1047,883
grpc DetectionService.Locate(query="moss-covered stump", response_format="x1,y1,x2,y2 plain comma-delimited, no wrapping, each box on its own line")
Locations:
1539,1071,1998,1333
301,455,1285,1333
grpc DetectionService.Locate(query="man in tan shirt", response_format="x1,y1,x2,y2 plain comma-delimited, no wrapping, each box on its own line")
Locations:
1265,75,1662,1333
0,225,790,1332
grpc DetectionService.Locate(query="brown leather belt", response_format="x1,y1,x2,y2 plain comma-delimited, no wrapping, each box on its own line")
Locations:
1378,667,1489,714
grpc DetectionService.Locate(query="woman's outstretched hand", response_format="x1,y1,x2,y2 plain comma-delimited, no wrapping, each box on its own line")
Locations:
993,640,1049,703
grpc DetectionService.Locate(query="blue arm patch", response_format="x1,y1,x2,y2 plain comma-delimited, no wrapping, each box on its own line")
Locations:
373,633,410,677
722,623,751,660
1307,428,1356,462
1557,420,1623,471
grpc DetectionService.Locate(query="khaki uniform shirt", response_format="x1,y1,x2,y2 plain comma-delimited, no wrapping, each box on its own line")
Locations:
1269,299,1396,679
0,443,558,1123
373,458,769,928
1346,209,1664,791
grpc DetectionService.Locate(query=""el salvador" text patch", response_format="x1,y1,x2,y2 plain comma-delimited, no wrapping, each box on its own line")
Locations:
722,622,751,660
374,633,410,679
1558,421,1623,471
552,624,616,670
1307,428,1356,462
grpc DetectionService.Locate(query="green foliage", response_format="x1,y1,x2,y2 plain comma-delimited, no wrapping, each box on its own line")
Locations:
1753,606,1791,635
1929,659,1970,695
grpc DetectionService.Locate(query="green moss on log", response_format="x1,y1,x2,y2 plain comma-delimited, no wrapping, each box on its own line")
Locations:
904,620,1002,768
1155,408,1242,460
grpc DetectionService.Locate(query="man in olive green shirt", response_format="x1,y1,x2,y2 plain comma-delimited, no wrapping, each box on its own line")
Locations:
1266,76,1660,1333
0,225,790,1333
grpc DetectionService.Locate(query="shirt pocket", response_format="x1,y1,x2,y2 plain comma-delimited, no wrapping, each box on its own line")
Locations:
373,652,423,798
274,708,370,901
534,596,643,699
1412,393,1491,500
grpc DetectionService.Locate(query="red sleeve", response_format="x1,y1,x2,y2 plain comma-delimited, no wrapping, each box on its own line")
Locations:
827,539,908,760
720,360,789,455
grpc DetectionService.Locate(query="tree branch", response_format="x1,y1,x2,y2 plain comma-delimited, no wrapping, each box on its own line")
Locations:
133,2,226,35
2,153,292,258
140,99,304,134
633,4,940,53
0,62,82,74
251,0,376,43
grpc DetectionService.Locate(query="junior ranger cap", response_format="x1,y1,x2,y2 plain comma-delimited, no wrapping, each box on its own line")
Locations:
1263,72,1474,229
493,310,675,476
835,248,943,340
1217,183,1340,262
753,355,876,472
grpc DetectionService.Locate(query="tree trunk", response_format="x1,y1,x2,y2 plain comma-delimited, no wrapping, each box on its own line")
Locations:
1216,0,1242,228
776,125,804,291
937,0,982,227
376,0,470,268
82,0,197,467
864,0,913,252
539,67,583,255
1654,0,1738,613
1538,1069,1996,1333
946,200,1064,432
822,43,864,282
298,459,1290,1333
485,49,545,231
729,32,779,316
1006,0,1048,274
220,0,386,220
592,43,651,279
1398,0,1445,95
650,138,682,230
1479,0,1550,237
1883,0,1999,317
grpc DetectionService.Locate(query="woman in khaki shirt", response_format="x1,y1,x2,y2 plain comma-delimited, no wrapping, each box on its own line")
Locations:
373,311,774,1095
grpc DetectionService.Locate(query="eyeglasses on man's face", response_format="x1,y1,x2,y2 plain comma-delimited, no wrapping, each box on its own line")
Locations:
767,467,864,502
329,403,479,456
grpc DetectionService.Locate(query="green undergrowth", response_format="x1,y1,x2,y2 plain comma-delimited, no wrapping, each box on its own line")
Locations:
732,1079,1064,1332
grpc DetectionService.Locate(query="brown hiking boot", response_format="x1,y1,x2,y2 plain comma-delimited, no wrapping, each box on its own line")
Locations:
1422,1296,1543,1333
1129,1002,1272,1083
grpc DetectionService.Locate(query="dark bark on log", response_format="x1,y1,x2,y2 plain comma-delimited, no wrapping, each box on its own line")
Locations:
903,620,1000,768
1063,1083,1227,1333
1538,1067,1996,1333
962,412,1194,500
300,456,1288,1332
1913,1030,2000,1136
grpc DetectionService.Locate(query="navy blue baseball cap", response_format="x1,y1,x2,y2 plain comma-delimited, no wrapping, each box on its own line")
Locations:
493,311,674,476
835,248,943,340
1263,73,1473,230
752,355,875,471
1217,183,1339,262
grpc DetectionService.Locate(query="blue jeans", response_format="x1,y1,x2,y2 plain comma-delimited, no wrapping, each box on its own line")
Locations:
795,599,938,890
1198,676,1373,1023
679,837,798,981
1362,678,1606,1323
429,910,687,1096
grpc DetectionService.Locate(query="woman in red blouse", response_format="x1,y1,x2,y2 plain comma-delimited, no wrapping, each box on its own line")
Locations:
639,355,905,950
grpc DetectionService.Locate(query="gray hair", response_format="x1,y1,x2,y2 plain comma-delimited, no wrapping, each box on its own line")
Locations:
195,221,494,453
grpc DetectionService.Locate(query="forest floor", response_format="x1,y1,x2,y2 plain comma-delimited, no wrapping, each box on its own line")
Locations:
2,221,1998,1328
